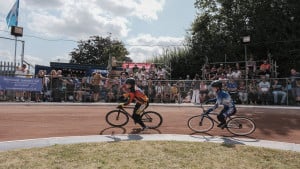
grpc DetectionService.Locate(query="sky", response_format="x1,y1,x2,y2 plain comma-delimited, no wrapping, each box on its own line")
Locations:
0,0,197,67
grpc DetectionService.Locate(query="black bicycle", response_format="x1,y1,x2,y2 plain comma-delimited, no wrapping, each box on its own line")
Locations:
105,106,163,129
187,103,256,136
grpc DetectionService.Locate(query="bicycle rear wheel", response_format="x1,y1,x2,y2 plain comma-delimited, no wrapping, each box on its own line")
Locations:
187,115,214,133
226,117,256,136
141,111,163,129
105,110,129,127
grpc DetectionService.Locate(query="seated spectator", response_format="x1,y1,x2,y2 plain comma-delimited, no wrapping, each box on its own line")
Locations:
218,73,228,82
238,80,248,104
272,79,287,105
75,77,91,102
182,91,192,103
259,60,271,77
258,76,271,105
248,80,258,104
290,68,300,105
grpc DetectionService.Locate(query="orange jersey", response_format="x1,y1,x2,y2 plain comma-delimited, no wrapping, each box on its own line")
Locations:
123,86,148,105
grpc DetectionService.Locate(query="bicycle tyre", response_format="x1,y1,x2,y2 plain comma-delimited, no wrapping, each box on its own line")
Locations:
226,117,256,136
105,110,129,127
141,111,163,129
187,115,214,133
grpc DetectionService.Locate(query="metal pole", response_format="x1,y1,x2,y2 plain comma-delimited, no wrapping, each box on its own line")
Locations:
244,44,248,95
14,36,17,65
21,41,25,65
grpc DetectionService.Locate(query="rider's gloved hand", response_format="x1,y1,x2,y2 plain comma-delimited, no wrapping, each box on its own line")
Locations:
117,103,125,109
206,108,213,113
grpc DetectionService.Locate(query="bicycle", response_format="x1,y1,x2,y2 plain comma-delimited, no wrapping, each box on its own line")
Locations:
105,106,163,129
187,103,256,136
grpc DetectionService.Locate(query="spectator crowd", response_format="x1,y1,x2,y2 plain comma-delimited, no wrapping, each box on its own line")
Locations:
1,60,300,106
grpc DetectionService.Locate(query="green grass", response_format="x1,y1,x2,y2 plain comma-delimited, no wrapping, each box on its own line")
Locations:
0,141,299,169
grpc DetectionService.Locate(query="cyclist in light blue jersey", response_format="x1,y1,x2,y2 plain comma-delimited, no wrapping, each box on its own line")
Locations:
207,80,237,129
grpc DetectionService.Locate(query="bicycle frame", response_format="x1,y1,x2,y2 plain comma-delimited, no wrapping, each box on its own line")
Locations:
199,103,234,125
117,107,145,120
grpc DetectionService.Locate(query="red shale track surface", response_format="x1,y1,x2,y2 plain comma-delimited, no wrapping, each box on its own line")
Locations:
0,104,299,144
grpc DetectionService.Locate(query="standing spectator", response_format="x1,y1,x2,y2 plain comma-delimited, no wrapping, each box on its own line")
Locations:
226,78,238,102
155,81,164,103
290,68,300,105
91,72,102,102
238,80,248,104
132,64,139,74
231,68,242,80
162,81,171,103
141,65,147,75
191,74,200,104
199,81,208,103
272,79,287,105
135,69,143,80
248,80,258,104
246,56,256,78
119,72,127,86
147,80,156,103
185,75,192,92
258,76,271,105
15,64,27,102
125,64,131,74
170,83,178,103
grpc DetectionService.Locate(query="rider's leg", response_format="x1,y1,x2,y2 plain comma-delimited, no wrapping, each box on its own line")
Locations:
133,102,149,128
217,107,236,128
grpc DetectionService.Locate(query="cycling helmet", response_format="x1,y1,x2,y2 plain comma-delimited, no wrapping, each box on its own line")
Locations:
211,80,222,89
125,78,135,86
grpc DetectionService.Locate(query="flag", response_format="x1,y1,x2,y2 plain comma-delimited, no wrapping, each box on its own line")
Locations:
6,0,19,27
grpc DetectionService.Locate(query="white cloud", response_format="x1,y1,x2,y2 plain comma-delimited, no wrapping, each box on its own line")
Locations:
99,0,165,20
21,0,165,40
126,34,184,62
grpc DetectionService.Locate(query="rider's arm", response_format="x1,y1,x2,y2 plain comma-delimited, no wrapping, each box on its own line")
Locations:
123,92,135,106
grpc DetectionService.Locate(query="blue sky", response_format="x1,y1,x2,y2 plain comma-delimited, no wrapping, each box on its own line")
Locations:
0,0,196,67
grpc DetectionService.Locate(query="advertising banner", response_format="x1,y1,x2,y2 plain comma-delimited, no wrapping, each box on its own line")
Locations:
0,76,42,91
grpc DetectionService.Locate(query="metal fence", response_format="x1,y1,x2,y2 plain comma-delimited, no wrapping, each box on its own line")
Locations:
0,74,299,106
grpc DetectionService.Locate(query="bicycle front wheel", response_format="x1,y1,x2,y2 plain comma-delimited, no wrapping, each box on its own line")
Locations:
226,117,256,136
105,110,129,127
187,115,214,133
141,111,163,129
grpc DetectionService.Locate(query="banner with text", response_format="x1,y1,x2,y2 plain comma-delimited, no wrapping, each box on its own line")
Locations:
0,76,42,91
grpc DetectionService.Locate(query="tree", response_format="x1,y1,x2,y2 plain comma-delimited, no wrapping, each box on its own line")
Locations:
190,0,300,77
70,36,129,66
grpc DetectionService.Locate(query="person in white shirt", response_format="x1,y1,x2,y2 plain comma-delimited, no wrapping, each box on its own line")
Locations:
15,64,27,102
258,76,271,105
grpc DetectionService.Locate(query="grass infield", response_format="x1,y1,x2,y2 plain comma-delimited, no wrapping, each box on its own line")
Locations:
0,141,299,169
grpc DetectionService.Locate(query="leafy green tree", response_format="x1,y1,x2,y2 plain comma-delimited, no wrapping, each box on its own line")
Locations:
70,36,129,66
191,0,300,76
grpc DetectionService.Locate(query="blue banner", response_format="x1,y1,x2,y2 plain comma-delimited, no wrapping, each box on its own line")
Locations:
0,76,42,91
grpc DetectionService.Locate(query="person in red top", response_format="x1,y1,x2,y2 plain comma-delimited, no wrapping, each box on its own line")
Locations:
259,60,271,75
118,78,149,130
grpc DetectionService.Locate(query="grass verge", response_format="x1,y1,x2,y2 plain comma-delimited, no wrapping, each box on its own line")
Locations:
0,141,299,169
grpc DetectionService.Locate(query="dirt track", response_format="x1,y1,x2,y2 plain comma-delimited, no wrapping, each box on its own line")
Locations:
0,104,299,144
